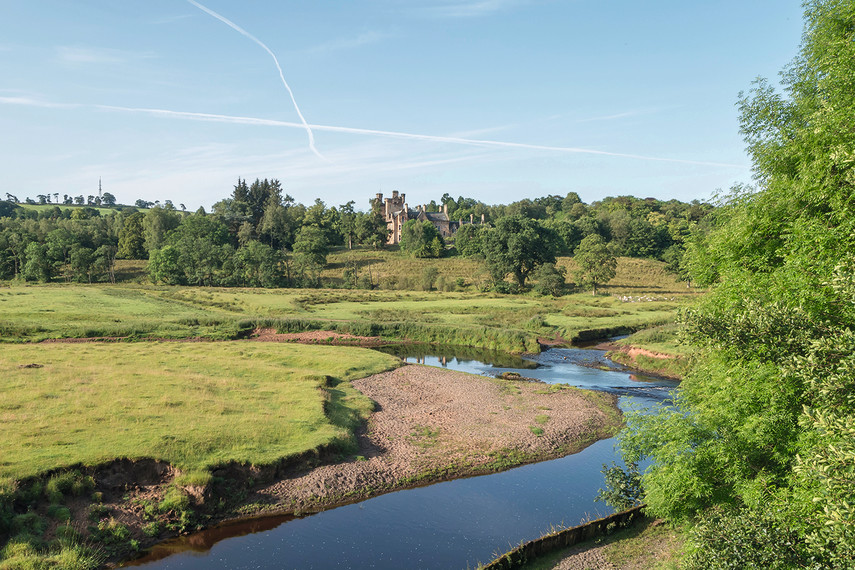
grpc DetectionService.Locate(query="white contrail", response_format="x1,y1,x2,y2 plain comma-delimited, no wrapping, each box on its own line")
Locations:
0,96,745,168
92,103,743,168
185,0,324,160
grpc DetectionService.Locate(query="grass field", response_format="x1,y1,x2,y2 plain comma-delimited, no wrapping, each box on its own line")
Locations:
0,256,700,350
13,203,133,217
0,343,398,487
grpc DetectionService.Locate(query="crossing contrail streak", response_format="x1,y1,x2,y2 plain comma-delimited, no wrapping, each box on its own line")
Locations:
0,96,744,168
90,103,743,168
186,0,324,160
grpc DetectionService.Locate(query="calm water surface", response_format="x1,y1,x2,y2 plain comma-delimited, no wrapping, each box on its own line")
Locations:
130,346,677,570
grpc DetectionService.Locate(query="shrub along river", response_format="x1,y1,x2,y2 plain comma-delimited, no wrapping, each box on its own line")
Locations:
129,344,677,569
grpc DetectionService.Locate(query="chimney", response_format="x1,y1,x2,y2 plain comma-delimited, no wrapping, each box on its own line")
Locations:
392,190,399,198
442,203,448,216
423,204,428,214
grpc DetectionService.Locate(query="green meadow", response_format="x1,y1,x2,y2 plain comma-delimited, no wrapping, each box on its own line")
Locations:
0,342,398,487
0,256,697,351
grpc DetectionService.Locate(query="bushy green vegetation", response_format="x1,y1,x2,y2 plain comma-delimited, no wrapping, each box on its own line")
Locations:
615,2,855,566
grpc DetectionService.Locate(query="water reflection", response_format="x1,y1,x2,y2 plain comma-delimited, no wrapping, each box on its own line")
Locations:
375,343,539,370
384,345,679,403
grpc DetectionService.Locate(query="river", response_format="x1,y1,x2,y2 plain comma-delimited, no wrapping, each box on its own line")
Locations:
129,345,677,569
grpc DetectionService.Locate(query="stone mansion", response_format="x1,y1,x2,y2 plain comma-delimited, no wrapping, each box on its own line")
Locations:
376,191,485,245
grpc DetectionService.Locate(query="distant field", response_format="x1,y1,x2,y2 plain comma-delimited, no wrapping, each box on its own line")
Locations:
13,203,136,216
0,342,398,486
0,285,242,341
0,256,699,349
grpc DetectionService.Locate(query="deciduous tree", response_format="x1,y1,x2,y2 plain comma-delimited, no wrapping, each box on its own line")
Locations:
399,220,443,258
573,234,617,295
481,215,558,287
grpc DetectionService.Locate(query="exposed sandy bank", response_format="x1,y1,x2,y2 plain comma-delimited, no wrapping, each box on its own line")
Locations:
248,327,387,347
596,341,686,380
252,363,621,512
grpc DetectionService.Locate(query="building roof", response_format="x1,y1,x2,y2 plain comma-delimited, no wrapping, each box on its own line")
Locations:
420,211,449,222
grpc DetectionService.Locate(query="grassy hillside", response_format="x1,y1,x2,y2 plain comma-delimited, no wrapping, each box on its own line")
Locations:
322,247,694,297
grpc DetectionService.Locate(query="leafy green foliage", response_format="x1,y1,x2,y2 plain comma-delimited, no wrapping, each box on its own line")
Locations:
452,223,484,257
420,266,439,291
292,224,329,285
117,211,146,260
573,234,617,295
617,2,855,567
142,206,181,254
481,215,559,287
682,503,808,570
399,219,444,258
595,461,643,511
532,263,567,297
790,324,855,566
147,245,183,285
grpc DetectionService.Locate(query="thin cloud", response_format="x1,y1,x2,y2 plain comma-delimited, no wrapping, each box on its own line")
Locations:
302,31,393,56
576,111,643,123
95,103,742,168
0,95,745,168
151,14,193,25
0,95,79,109
421,0,524,18
55,46,148,65
450,123,519,139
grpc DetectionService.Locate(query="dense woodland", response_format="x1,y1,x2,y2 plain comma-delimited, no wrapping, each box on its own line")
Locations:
0,180,710,292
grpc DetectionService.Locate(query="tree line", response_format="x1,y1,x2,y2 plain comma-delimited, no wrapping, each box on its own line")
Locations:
1,177,712,291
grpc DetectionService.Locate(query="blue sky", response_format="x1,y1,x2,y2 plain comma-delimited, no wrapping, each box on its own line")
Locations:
0,1,804,211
